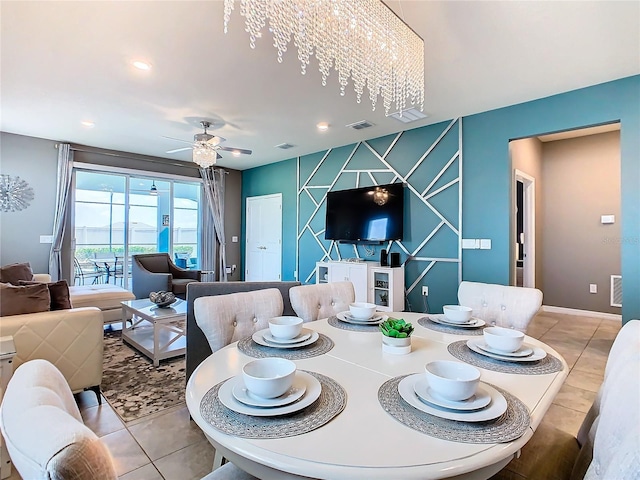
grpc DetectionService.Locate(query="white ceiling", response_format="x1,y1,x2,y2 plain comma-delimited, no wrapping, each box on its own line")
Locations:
1,1,638,171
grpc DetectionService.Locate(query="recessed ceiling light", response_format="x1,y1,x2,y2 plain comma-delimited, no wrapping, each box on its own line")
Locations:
317,122,330,131
232,150,241,157
132,60,152,71
81,120,95,128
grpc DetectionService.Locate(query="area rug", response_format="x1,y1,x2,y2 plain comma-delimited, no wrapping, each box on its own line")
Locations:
102,328,186,422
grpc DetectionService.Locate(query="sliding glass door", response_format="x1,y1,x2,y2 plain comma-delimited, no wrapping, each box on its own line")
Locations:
73,170,201,289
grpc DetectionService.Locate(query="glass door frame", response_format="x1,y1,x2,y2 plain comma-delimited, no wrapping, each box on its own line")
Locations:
71,164,203,289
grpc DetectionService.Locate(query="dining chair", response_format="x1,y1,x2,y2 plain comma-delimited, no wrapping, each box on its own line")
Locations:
289,281,355,322
194,288,284,353
0,359,117,480
457,281,543,332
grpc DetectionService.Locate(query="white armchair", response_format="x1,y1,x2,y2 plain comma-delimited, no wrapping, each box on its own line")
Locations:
457,281,543,332
0,359,117,479
289,281,355,322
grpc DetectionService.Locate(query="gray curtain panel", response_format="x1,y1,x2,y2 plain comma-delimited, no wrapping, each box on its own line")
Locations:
201,167,227,281
49,144,73,281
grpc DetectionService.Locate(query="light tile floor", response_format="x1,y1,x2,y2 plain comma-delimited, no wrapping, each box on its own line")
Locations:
5,311,621,480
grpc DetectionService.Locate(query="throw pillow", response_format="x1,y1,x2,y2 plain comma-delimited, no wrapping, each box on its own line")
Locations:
18,279,72,311
0,262,34,285
0,283,51,316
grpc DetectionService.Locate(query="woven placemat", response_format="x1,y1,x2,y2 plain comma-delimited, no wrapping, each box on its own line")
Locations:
328,315,381,332
200,371,346,439
238,333,334,359
447,340,564,375
418,316,484,336
378,375,530,444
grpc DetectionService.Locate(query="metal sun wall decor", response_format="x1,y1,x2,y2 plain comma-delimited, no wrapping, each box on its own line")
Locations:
0,174,35,212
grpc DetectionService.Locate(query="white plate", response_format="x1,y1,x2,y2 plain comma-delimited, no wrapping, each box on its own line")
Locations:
252,329,319,349
232,375,307,407
467,338,547,362
398,374,508,422
429,315,486,329
262,330,312,345
413,377,491,411
476,341,533,358
336,311,387,325
219,371,321,416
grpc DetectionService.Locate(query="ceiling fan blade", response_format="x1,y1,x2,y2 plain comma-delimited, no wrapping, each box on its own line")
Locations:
219,146,252,155
166,147,193,154
206,136,226,145
161,135,193,145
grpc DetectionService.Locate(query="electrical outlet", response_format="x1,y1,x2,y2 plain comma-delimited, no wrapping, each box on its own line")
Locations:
422,286,429,296
590,284,597,294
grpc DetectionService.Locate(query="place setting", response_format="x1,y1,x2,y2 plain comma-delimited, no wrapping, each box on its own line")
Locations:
378,360,531,444
447,326,564,375
200,357,347,439
418,305,486,336
329,302,388,332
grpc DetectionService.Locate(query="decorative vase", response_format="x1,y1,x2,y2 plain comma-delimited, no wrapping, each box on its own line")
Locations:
381,335,411,355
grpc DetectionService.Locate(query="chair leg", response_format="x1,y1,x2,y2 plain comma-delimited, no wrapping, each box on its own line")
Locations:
87,385,102,404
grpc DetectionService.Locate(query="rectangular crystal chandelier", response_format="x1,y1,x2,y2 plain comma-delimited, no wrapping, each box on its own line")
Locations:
223,0,424,115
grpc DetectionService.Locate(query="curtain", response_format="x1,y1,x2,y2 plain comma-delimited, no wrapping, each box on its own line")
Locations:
49,144,74,281
201,167,227,281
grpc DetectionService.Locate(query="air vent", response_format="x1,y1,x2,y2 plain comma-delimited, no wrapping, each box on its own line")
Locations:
610,275,622,307
346,120,375,130
388,107,428,124
275,143,295,149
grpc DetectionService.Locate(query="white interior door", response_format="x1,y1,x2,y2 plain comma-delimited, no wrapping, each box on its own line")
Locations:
245,194,282,281
515,170,536,288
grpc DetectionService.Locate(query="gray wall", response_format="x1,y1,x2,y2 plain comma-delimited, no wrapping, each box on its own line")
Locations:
0,132,58,274
0,132,243,283
510,137,544,290
541,131,621,313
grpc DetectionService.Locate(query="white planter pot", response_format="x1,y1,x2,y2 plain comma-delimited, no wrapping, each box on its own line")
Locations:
381,335,411,355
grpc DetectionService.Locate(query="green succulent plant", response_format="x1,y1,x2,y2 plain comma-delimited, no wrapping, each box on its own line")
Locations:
380,318,414,338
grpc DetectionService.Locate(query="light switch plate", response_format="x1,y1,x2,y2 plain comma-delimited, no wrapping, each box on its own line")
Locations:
39,235,54,244
462,239,477,249
601,215,615,224
590,284,597,294
480,239,492,250
231,236,238,243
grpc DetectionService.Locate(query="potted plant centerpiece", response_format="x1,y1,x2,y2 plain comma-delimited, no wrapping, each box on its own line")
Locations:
380,317,414,354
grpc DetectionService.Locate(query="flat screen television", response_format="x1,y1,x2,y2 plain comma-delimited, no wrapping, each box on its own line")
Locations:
325,183,404,242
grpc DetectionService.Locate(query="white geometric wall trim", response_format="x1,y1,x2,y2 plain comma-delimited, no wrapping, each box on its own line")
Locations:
296,118,462,306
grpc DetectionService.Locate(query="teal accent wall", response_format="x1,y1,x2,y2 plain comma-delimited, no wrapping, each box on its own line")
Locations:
241,158,298,280
242,75,640,322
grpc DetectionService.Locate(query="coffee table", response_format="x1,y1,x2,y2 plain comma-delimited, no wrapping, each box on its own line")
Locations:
120,299,186,366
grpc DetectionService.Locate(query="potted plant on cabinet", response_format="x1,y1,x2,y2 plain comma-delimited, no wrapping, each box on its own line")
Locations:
380,318,414,354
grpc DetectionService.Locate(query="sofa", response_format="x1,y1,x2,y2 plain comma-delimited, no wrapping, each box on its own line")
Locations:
186,281,300,382
0,307,104,400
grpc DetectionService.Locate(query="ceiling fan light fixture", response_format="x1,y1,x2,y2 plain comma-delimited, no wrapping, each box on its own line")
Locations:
193,143,217,168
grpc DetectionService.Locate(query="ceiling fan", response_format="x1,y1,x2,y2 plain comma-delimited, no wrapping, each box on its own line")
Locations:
163,121,252,166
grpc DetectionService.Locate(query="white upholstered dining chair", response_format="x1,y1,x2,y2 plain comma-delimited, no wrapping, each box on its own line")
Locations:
457,281,543,332
0,359,117,480
194,288,284,353
289,281,356,322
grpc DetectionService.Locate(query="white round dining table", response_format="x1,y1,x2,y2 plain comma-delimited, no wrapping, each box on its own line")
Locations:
186,312,568,480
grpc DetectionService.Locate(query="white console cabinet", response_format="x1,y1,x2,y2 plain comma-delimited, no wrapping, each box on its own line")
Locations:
316,261,404,312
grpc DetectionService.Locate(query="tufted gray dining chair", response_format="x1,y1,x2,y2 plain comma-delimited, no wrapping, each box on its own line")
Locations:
457,281,543,333
289,281,355,322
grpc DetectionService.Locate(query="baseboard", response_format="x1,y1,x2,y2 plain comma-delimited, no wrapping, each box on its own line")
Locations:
541,305,622,322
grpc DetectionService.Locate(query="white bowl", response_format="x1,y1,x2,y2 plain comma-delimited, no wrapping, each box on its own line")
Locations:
268,316,303,339
442,305,473,324
349,302,377,320
242,358,297,399
424,360,480,401
483,326,525,353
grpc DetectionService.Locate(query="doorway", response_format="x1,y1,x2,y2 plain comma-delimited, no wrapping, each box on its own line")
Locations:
514,170,535,288
245,194,282,281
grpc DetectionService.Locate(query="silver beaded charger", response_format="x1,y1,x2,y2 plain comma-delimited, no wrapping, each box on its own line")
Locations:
328,315,380,332
237,333,334,360
447,340,564,375
378,375,530,444
200,371,346,439
418,316,484,336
